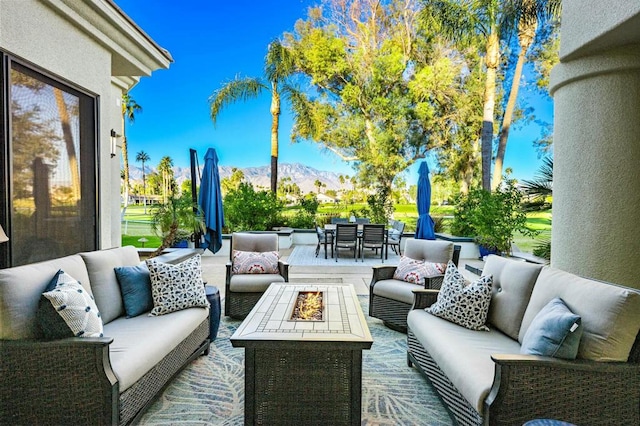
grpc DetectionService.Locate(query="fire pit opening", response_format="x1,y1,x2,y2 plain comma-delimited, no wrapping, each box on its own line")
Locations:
290,291,324,321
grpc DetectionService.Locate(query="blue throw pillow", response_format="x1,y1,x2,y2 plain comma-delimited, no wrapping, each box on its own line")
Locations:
114,263,153,318
520,297,583,359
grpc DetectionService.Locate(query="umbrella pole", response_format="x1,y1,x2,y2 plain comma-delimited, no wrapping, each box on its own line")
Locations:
190,148,202,247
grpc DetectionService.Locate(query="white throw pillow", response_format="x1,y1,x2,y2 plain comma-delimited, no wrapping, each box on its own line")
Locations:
426,261,493,331
146,255,208,316
42,270,104,337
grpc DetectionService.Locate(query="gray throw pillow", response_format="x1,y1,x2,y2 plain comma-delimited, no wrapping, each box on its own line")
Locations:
520,297,583,359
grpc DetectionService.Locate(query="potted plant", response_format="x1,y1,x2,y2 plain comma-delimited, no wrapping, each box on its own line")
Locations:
149,192,205,257
451,176,534,258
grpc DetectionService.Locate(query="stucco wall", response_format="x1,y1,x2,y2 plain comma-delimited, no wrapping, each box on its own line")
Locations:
551,1,640,289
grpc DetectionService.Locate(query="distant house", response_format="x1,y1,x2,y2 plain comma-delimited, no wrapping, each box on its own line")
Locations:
0,0,171,268
317,193,338,204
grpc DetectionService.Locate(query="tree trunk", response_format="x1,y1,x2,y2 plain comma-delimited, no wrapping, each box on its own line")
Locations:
53,89,81,201
270,82,280,193
481,31,500,191
150,221,178,258
492,18,536,190
121,112,130,217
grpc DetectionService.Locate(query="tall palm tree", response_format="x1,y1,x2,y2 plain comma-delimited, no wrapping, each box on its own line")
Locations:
158,156,174,205
209,40,296,193
121,93,142,214
492,0,560,189
422,0,560,191
135,151,150,214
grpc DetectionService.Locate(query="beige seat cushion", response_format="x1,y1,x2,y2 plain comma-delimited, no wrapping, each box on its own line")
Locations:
104,306,208,391
80,246,140,324
372,279,420,305
519,267,640,361
408,309,521,414
231,232,278,255
483,255,543,340
229,274,285,292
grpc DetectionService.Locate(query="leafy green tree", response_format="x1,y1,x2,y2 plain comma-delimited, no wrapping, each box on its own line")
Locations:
492,0,560,189
287,0,468,224
221,167,246,195
210,41,298,193
135,150,150,213
422,0,560,191
223,182,283,231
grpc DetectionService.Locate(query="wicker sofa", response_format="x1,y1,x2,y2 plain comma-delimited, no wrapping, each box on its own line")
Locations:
407,255,640,425
0,246,210,425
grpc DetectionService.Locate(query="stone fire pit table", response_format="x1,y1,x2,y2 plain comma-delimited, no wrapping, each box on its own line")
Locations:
230,283,373,426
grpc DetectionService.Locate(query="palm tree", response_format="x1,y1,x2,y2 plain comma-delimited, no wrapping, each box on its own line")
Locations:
314,179,323,194
121,93,142,215
157,156,174,205
209,40,296,193
492,0,560,189
135,151,150,214
422,0,560,191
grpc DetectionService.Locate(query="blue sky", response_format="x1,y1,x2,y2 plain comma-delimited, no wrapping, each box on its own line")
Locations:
115,0,552,186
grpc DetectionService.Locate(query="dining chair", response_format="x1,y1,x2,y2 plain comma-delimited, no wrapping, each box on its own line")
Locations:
355,218,370,224
359,224,385,262
385,220,405,259
330,217,349,224
315,226,334,259
334,223,358,262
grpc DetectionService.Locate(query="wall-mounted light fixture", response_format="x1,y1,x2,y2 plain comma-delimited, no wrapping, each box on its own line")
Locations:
110,129,121,158
0,225,8,243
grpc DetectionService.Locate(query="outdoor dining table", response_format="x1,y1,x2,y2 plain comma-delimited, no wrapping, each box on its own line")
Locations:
324,223,388,259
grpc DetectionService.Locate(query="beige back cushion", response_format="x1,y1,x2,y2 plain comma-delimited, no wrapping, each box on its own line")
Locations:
519,267,640,361
483,255,543,340
0,254,90,339
231,233,279,258
403,239,453,263
80,246,140,324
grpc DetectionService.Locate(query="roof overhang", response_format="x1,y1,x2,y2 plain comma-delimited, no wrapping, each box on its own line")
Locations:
42,0,172,88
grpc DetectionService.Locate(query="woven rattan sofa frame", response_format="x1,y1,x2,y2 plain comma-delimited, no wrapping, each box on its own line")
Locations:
407,288,640,426
224,234,289,319
369,244,460,333
0,251,211,426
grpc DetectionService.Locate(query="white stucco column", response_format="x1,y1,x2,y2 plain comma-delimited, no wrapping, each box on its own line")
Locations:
550,46,640,288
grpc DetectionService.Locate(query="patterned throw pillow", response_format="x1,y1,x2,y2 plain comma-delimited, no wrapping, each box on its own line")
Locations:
146,255,209,316
393,256,447,285
426,261,493,331
232,250,280,274
40,270,104,338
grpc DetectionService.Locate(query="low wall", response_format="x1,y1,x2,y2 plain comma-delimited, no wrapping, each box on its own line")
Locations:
435,233,478,259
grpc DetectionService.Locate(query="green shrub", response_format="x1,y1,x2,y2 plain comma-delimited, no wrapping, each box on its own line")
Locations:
451,177,534,254
223,183,283,231
285,210,316,229
298,194,319,215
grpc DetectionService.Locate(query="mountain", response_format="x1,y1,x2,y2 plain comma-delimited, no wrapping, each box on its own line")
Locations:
128,163,348,194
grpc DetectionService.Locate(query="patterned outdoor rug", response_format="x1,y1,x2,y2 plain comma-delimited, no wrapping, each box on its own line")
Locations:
287,244,401,267
139,296,453,425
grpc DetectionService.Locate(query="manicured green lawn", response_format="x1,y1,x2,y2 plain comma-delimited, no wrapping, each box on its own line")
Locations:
121,202,551,254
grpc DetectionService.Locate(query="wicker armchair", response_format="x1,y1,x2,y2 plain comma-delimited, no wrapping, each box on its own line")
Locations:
225,233,289,319
369,239,460,332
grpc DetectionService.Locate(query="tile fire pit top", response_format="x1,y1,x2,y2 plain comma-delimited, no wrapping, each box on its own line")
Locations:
230,283,373,346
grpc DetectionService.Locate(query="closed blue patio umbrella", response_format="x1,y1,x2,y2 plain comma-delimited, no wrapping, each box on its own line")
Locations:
199,148,225,253
414,161,436,240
